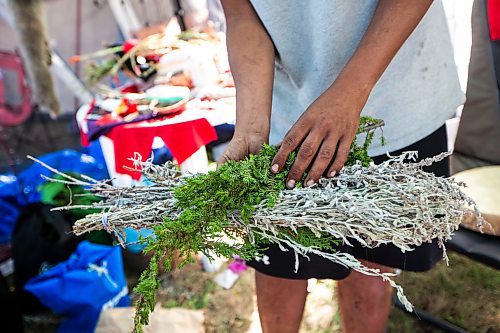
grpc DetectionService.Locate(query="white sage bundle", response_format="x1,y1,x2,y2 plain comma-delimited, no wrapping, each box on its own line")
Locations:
31,151,483,312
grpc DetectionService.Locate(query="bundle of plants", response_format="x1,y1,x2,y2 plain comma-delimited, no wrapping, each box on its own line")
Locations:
30,117,482,333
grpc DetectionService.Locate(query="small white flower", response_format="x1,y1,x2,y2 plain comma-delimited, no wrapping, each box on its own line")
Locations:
254,254,270,265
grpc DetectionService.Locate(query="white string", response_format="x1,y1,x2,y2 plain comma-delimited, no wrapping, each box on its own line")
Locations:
87,261,118,289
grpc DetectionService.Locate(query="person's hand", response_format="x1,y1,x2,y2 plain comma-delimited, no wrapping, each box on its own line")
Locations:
218,132,268,166
270,86,366,188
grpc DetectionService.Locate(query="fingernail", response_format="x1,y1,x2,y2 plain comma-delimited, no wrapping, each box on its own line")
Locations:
329,171,336,178
271,164,279,173
286,179,296,189
306,179,315,187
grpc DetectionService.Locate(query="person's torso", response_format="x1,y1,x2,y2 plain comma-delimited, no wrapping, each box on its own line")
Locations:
249,0,464,155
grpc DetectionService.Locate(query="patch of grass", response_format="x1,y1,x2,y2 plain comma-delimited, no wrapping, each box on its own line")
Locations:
388,252,500,333
154,262,255,333
204,269,254,333
161,279,214,310
158,263,216,310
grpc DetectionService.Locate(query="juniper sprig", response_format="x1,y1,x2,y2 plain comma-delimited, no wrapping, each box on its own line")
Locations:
132,116,384,331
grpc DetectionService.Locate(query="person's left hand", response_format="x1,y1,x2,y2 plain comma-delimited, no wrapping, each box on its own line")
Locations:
270,85,367,188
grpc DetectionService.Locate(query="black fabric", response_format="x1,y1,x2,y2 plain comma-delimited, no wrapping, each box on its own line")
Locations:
207,124,235,148
351,125,449,271
249,125,449,279
12,203,82,313
249,242,352,280
492,40,500,90
0,274,24,333
447,227,500,270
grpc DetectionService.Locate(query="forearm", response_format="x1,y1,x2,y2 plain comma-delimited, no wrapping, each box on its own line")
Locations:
326,0,434,107
222,1,275,139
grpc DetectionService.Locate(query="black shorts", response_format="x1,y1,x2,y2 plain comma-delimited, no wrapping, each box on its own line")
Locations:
248,125,449,280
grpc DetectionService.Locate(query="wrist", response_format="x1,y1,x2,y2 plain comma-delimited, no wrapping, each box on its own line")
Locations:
234,116,270,139
234,126,269,142
234,124,269,142
328,55,379,100
330,71,373,97
323,69,374,115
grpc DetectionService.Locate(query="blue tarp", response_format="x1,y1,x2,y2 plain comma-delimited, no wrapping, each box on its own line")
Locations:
25,241,130,333
16,148,108,205
0,147,108,243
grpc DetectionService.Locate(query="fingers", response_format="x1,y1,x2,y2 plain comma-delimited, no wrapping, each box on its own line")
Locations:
217,136,267,167
270,125,308,174
303,135,340,186
327,136,352,177
271,130,355,188
285,133,322,189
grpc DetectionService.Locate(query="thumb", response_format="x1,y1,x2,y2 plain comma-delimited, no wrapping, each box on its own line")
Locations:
217,148,240,167
217,154,229,167
217,142,248,167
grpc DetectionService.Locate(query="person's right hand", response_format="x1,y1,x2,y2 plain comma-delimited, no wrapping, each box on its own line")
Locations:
217,133,268,166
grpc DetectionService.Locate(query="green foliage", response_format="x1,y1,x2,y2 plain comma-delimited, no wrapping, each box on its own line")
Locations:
347,116,385,167
40,174,113,245
281,228,339,252
132,116,384,332
86,58,117,86
133,251,163,333
39,174,101,219
163,279,215,310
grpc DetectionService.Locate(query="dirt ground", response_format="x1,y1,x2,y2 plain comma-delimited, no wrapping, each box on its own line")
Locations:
155,252,499,333
20,251,499,332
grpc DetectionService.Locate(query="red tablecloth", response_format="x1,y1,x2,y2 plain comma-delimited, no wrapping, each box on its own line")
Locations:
106,117,217,180
489,0,500,41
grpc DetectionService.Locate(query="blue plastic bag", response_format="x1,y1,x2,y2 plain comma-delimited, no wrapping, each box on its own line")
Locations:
0,174,20,243
17,149,109,205
124,227,155,253
0,149,109,243
25,241,130,333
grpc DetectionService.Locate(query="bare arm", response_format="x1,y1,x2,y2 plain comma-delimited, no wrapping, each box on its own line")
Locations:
218,0,275,163
334,0,434,97
271,0,434,187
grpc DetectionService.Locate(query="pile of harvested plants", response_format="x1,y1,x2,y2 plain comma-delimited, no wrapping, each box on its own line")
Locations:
31,117,482,333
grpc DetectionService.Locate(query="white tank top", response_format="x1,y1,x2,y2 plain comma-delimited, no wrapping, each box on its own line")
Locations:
249,0,464,156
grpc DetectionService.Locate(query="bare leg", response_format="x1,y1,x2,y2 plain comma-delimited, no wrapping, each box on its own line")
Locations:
337,260,393,333
255,271,308,333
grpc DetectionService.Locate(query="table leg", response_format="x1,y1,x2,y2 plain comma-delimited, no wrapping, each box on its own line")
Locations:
98,136,133,187
179,145,210,174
